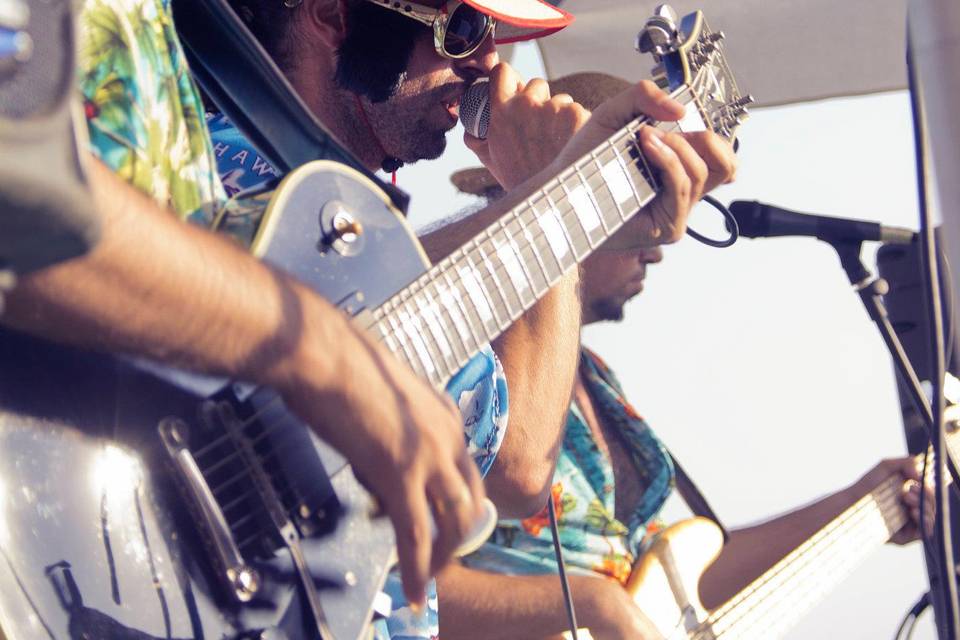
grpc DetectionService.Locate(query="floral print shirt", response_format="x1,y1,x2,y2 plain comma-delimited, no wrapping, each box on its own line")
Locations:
77,3,508,636
465,348,674,586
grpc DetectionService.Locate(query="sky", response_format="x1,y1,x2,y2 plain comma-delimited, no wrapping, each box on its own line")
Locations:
394,42,939,640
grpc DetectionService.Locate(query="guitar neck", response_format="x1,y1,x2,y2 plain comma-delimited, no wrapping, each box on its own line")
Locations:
697,459,925,640
366,86,701,387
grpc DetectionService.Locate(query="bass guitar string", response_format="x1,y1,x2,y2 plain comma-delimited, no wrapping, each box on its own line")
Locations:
691,475,907,639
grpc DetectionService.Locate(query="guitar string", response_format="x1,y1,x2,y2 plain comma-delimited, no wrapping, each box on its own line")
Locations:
184,114,678,468
709,488,902,640
691,489,898,640
716,498,897,638
702,452,935,637
371,126,656,379
168,105,699,519
720,457,937,640
373,116,681,379
691,477,906,639
706,480,902,635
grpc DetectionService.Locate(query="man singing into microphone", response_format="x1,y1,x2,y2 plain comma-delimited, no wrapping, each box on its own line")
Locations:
209,3,737,636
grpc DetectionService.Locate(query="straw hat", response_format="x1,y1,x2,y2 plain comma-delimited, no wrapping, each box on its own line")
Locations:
450,72,631,197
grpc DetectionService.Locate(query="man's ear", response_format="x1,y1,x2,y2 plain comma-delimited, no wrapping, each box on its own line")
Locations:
300,0,346,49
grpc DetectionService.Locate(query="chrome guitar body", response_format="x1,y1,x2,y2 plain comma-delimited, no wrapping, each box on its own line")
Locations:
0,162,427,640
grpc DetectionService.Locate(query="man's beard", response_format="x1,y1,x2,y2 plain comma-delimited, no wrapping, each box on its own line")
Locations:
360,84,454,163
334,3,454,163
589,298,627,322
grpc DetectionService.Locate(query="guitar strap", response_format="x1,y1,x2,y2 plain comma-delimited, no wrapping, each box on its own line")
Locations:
669,453,730,542
169,0,409,213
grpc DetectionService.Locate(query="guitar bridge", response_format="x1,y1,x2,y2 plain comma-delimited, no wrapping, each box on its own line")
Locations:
159,386,341,604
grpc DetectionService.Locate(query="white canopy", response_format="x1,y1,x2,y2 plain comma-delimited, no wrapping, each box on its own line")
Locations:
536,0,907,107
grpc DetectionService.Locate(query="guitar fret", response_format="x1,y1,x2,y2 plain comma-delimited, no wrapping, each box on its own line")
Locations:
478,234,521,323
399,297,444,385
455,259,497,341
510,207,551,295
596,146,633,218
573,164,610,249
493,218,536,309
559,174,600,254
384,312,426,378
586,148,617,234
394,302,437,383
590,147,633,233
624,120,661,196
440,268,484,356
464,246,510,333
530,197,568,272
611,138,646,215
429,278,471,368
363,89,710,392
414,287,456,378
696,476,907,640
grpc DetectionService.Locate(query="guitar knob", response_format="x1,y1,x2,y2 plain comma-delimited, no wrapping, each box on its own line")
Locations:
332,211,363,243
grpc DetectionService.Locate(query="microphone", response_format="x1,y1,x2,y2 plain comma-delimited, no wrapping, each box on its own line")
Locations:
729,200,916,245
460,79,490,139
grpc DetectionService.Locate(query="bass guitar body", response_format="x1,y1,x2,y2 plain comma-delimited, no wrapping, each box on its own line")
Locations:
626,517,725,639
0,162,429,640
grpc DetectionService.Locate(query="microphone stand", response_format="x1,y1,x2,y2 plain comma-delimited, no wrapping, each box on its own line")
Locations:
830,238,960,487
833,238,960,640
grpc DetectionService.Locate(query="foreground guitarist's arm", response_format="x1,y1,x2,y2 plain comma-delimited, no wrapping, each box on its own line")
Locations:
437,563,660,640
699,457,929,609
1,158,485,610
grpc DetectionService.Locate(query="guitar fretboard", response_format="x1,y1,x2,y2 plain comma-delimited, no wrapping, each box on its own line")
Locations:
692,447,946,640
367,86,701,387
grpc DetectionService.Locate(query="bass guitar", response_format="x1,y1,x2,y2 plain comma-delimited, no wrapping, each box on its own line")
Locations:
0,5,748,640
566,432,956,640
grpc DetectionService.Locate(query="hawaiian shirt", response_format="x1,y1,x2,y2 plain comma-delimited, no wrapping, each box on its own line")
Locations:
77,3,509,633
465,348,674,586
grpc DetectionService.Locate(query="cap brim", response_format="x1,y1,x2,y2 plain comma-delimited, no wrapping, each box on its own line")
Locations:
460,0,573,43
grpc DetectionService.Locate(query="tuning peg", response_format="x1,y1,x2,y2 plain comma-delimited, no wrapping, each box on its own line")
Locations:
636,4,680,55
728,95,755,114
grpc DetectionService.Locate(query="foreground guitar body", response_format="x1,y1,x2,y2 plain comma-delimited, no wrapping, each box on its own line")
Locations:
0,162,426,640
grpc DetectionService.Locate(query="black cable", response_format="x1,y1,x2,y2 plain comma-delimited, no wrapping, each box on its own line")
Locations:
686,195,739,248
895,592,932,640
908,24,960,639
548,496,579,639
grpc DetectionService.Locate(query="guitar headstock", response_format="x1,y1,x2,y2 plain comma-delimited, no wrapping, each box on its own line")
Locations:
637,4,753,142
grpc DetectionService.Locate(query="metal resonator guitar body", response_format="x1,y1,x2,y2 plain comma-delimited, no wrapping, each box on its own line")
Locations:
0,162,426,640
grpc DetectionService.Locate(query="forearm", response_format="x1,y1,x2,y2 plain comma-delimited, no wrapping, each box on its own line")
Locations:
419,165,582,518
3,159,350,392
485,268,580,517
438,564,614,640
700,484,858,608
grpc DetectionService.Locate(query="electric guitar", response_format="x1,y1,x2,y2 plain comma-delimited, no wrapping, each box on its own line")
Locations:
0,6,748,640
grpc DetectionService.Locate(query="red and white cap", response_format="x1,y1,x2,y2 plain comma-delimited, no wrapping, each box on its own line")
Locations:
460,0,574,44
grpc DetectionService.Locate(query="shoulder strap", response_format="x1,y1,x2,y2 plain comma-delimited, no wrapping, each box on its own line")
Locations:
669,453,730,542
169,0,409,213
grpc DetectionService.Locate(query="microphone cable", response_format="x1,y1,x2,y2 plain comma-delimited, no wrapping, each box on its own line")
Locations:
686,194,739,248
548,495,579,639
894,591,932,640
907,21,960,640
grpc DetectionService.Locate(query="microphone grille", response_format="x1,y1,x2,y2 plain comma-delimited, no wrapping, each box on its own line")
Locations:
460,79,490,140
